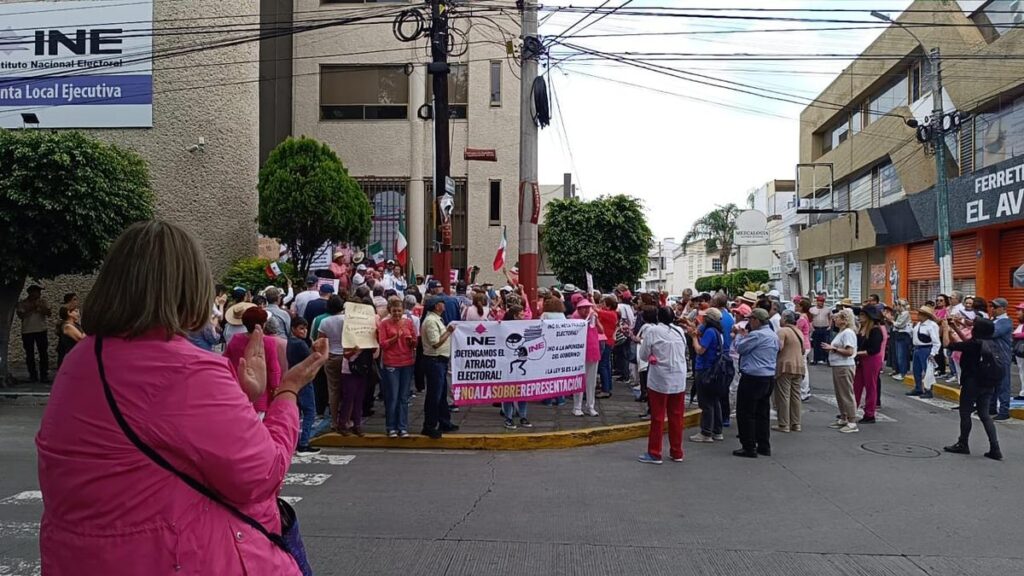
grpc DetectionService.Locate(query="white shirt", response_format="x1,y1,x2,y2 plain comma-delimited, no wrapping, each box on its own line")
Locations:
828,328,858,367
770,314,781,332
639,323,688,394
912,320,941,356
636,324,653,371
293,290,319,318
317,314,346,356
381,273,396,292
617,303,635,329
950,303,966,318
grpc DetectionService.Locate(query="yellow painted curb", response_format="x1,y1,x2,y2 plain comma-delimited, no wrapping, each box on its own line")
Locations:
902,375,1024,419
312,409,702,451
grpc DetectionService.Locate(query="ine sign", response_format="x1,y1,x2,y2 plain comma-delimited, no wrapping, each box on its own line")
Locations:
0,0,153,128
734,209,769,246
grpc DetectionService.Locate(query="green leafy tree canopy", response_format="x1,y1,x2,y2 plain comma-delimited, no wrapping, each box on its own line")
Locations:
0,130,154,380
682,203,740,273
221,257,298,293
542,195,651,290
258,137,372,278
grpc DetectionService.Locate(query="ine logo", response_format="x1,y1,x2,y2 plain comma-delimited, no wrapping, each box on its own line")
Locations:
34,29,124,56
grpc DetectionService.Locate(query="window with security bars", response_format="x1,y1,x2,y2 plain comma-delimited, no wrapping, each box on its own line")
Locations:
357,178,407,263
909,278,977,311
423,178,468,274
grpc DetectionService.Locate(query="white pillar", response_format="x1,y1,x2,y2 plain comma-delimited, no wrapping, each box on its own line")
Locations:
408,62,426,275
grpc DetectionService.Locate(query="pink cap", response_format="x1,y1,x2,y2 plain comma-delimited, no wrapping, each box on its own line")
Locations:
1017,302,1024,311
735,304,752,317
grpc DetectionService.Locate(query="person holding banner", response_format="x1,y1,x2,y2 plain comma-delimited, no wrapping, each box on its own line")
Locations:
379,298,417,438
421,297,458,439
638,306,688,464
500,306,533,429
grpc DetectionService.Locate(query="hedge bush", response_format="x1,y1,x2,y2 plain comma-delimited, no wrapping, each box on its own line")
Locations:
221,257,297,293
693,269,769,295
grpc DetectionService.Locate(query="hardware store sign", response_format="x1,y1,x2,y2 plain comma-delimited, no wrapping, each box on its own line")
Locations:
959,157,1024,229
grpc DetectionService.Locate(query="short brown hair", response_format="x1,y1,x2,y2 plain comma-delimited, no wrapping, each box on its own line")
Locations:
83,220,213,339
542,296,565,314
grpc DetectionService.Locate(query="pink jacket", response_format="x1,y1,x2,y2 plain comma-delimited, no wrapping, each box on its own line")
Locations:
36,334,301,575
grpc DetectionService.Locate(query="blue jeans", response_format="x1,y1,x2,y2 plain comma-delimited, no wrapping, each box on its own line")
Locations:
424,356,452,431
381,365,414,433
912,346,932,393
893,332,911,376
298,384,317,448
502,401,528,419
599,342,613,393
989,369,1012,418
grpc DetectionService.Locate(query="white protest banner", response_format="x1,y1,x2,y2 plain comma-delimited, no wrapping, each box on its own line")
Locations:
451,319,587,405
585,272,594,294
342,302,379,349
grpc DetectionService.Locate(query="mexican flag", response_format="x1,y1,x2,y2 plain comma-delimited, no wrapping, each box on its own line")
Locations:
493,226,507,271
395,221,409,267
368,242,385,265
264,261,282,279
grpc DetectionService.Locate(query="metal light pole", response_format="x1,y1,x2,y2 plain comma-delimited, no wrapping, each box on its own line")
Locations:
871,11,953,294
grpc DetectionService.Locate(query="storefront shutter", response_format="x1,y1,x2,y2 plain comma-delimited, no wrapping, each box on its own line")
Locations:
907,242,938,280
952,235,976,279
1000,227,1024,316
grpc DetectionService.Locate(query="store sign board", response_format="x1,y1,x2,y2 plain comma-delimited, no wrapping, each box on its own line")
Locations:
734,209,769,246
949,156,1024,230
0,0,153,128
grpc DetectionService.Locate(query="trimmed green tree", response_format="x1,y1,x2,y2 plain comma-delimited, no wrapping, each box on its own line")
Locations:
542,195,651,290
258,137,372,278
0,130,154,381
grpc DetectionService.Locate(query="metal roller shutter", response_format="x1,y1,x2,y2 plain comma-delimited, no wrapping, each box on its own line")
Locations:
1000,227,1024,313
908,242,938,280
952,235,977,279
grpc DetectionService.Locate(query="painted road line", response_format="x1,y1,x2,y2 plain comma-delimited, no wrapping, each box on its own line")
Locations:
0,492,41,506
282,473,331,486
291,454,355,466
0,522,39,539
279,496,303,505
0,558,41,576
815,394,897,422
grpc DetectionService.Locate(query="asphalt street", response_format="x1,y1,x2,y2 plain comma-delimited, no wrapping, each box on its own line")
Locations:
2,365,1023,576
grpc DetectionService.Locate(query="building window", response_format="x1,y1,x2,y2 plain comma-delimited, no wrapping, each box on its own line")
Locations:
427,63,469,119
876,161,904,205
851,109,863,135
488,180,501,225
320,65,408,120
911,62,923,102
822,116,849,153
712,258,722,272
489,61,501,106
849,172,872,210
974,92,1024,170
867,75,909,124
978,0,1024,39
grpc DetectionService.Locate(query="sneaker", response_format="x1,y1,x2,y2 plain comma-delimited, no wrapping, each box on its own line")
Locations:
945,374,958,383
828,420,847,429
670,456,684,462
859,416,876,424
985,450,1003,461
387,430,399,439
943,442,970,454
994,414,1011,421
572,409,584,417
296,446,321,455
586,409,599,417
891,374,905,381
504,418,517,430
921,391,934,399
639,411,651,420
712,433,725,441
595,392,612,399
689,433,714,443
449,405,460,413
399,431,411,438
421,428,442,439
637,453,663,465
732,449,758,458
519,418,534,428
772,425,790,433
905,390,923,396
839,423,859,434
791,425,801,432
800,395,812,402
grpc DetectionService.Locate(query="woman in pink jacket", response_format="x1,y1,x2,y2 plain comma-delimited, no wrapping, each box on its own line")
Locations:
36,220,328,575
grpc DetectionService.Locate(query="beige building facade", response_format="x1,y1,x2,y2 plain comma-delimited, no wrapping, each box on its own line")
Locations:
797,0,1024,307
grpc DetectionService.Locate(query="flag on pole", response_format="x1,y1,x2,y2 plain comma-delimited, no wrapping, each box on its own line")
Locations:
265,261,282,279
395,219,409,268
493,226,507,271
368,242,385,265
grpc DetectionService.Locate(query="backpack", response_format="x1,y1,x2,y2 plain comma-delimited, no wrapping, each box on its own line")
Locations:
349,349,375,377
707,329,735,395
977,339,1006,385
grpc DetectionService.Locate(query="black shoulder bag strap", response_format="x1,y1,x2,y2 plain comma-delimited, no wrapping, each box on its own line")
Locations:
95,337,288,551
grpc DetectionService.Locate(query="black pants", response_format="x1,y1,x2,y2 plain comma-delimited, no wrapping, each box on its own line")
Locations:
313,367,328,417
423,356,452,431
959,384,999,450
414,342,427,392
737,374,774,453
811,327,831,364
21,331,48,380
696,370,723,436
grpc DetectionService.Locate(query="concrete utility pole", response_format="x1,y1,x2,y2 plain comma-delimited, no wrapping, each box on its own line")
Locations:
518,0,540,312
930,47,953,295
429,0,453,291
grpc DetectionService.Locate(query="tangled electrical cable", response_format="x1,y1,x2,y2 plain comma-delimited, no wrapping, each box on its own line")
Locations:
393,8,427,42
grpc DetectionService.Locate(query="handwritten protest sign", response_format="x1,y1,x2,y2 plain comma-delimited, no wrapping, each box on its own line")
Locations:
342,302,379,349
450,319,587,405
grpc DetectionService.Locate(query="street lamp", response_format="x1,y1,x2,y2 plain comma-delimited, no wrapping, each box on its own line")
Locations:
870,10,954,296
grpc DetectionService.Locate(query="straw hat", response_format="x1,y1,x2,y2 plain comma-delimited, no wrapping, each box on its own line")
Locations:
738,291,758,304
839,297,854,307
917,305,937,321
226,302,256,326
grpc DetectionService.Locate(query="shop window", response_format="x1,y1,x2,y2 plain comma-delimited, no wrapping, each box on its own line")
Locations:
825,257,846,299
320,65,409,120
427,63,469,119
973,93,1024,170
909,279,940,312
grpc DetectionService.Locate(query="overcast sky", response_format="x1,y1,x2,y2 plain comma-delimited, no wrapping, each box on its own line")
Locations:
537,0,926,240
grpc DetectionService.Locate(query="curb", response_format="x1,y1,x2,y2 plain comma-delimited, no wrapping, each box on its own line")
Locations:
901,376,1024,419
312,408,703,451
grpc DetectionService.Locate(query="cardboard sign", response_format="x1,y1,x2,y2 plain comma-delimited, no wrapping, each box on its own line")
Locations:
342,302,379,349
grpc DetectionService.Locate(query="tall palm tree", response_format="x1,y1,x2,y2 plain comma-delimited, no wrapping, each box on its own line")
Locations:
682,203,740,273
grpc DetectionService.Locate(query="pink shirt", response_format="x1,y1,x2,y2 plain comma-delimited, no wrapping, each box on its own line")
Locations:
796,316,812,352
572,310,601,363
37,334,300,575
378,317,416,367
224,332,282,413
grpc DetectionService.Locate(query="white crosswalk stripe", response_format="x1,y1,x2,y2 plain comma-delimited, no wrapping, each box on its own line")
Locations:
814,394,897,422
0,492,41,506
279,496,303,505
0,558,41,576
282,473,331,486
0,522,39,539
291,454,355,466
